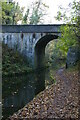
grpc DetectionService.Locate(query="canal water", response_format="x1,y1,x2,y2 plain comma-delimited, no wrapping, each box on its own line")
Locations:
2,68,55,119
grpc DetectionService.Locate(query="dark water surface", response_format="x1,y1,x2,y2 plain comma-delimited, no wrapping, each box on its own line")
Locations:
2,68,54,119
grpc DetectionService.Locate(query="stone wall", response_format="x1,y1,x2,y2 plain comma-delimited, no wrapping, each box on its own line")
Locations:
66,46,80,67
1,32,46,66
0,25,61,67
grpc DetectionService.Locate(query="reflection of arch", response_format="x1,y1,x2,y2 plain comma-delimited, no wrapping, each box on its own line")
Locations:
35,34,59,69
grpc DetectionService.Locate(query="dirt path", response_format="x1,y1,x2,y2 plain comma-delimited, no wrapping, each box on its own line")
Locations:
9,69,79,119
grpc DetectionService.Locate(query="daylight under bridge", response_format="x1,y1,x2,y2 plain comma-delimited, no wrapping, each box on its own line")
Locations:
1,24,62,68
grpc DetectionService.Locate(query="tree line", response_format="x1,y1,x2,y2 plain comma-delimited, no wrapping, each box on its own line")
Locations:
1,0,48,25
1,0,80,67
45,0,80,67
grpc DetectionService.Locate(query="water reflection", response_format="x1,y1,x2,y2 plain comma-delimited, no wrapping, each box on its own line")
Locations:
2,69,45,119
35,69,45,94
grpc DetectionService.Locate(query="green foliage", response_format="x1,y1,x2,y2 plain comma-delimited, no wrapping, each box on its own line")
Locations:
11,2,24,24
57,25,78,56
22,0,48,24
2,1,24,25
45,1,80,66
0,2,2,24
22,9,30,24
45,40,66,68
50,73,56,84
2,2,13,24
55,0,80,56
2,43,32,76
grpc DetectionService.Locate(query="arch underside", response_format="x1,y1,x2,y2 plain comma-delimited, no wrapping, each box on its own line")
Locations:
35,34,59,69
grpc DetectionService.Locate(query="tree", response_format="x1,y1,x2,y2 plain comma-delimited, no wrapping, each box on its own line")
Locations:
45,0,80,67
2,2,13,24
22,0,48,24
0,1,2,24
22,9,30,24
55,0,80,56
11,2,24,25
2,1,24,25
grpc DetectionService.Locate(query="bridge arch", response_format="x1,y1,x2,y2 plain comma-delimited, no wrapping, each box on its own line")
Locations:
34,34,59,69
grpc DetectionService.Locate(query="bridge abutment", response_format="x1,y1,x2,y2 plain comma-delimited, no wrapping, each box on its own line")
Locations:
1,25,61,68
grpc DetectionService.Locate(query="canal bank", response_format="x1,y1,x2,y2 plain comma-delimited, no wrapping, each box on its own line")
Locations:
2,43,55,119
3,66,57,119
9,68,79,119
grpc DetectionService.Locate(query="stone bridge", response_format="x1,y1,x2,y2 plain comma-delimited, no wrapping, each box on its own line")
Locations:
1,24,62,68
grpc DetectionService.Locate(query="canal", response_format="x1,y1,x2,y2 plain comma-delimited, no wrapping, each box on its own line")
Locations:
2,67,56,119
